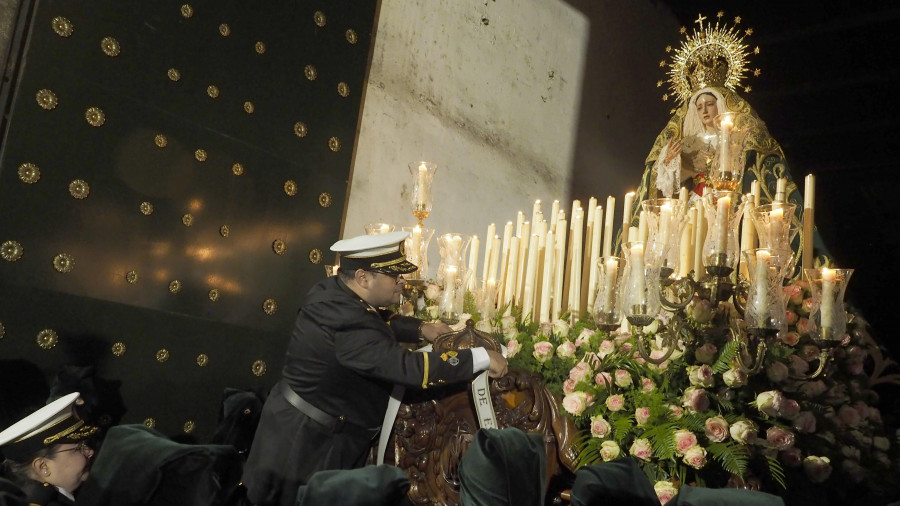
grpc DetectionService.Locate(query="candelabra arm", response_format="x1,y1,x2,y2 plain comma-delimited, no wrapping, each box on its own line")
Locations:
634,325,677,365
659,276,695,312
732,278,749,317
732,326,767,375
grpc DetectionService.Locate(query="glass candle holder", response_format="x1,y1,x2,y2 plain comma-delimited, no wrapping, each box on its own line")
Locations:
437,233,472,323
804,267,853,341
710,112,755,192
592,256,624,329
701,191,744,276
402,225,434,283
619,242,660,327
750,202,798,279
409,161,437,225
364,222,395,235
642,198,687,277
742,249,787,337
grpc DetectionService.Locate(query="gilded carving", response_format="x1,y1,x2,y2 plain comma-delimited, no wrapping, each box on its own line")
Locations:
183,420,196,433
100,37,120,57
154,134,168,147
143,418,157,429
53,253,74,273
208,288,219,301
196,354,209,367
243,101,255,114
125,270,138,284
1,241,23,262
140,201,154,215
36,329,58,350
345,29,358,44
308,248,323,264
18,163,41,184
51,16,73,37
156,349,170,363
328,136,341,152
251,360,267,377
219,24,230,37
337,82,349,98
180,4,193,18
284,180,297,196
69,179,90,199
304,65,317,81
207,85,219,98
182,214,193,226
167,68,181,81
318,192,332,208
255,41,266,54
293,122,308,138
219,225,230,237
262,298,277,315
313,11,326,27
36,89,58,110
169,280,182,293
85,107,105,127
272,239,286,255
194,149,207,161
0,322,5,339
232,163,244,175
111,342,126,356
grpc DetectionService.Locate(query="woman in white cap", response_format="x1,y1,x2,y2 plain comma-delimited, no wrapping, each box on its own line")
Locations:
0,392,98,505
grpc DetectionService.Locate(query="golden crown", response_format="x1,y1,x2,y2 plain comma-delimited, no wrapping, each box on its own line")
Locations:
659,12,759,105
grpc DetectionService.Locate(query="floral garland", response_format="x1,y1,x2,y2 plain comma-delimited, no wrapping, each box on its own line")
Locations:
406,280,900,504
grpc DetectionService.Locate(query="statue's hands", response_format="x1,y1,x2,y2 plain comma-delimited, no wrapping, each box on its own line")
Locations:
421,321,452,342
486,350,508,378
663,138,683,165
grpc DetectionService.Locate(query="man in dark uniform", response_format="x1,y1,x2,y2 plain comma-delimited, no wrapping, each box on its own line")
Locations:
242,231,507,506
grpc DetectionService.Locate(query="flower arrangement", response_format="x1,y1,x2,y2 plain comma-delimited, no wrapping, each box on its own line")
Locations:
410,279,900,504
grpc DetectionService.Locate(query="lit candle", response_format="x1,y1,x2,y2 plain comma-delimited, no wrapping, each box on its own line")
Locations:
483,278,497,318
417,162,428,206
411,226,423,268
602,196,616,257
498,221,513,301
820,267,835,336
442,265,458,315
488,235,500,291
718,113,734,180
752,249,771,326
637,210,648,245
516,221,530,302
587,205,603,312
630,243,646,301
715,195,731,255
678,220,694,278
802,174,816,270
678,187,689,210
603,257,619,310
515,211,525,238
622,192,635,250
659,202,673,244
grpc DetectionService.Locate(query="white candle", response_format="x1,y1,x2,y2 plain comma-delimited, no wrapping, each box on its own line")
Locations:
622,192,635,249
638,210,648,245
693,204,704,278
539,230,555,323
715,196,731,255
752,249,771,326
515,211,525,238
775,177,787,202
441,265,458,315
417,163,428,206
498,221,513,300
488,235,500,289
516,221,530,302
602,196,616,257
531,200,542,233
802,174,816,270
769,207,784,248
718,114,734,178
552,219,567,320
603,257,619,310
482,223,495,286
569,208,584,317
739,194,755,280
820,267,835,335
550,200,560,231
678,187,689,210
678,221,694,278
503,237,519,313
630,243,646,303
468,235,479,292
411,226,423,268
659,203,673,244
587,206,603,312
522,233,540,320
483,278,497,317
750,180,761,206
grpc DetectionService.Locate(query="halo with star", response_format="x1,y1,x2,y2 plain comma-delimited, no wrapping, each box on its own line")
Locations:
660,12,758,104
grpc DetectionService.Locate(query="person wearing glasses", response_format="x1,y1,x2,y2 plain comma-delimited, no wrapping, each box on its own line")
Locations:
242,231,508,506
0,393,98,505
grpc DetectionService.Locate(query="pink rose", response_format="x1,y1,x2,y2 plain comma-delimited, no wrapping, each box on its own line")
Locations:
730,419,757,444
599,440,621,462
538,321,554,337
780,398,800,419
606,394,626,412
689,298,714,323
532,341,554,363
562,378,576,394
595,371,613,387
614,369,633,388
800,297,814,316
784,284,804,305
765,361,789,383
575,328,595,348
500,315,517,331
780,447,803,467
683,445,708,469
506,339,521,358
688,365,715,388
635,407,651,426
682,387,710,413
641,377,656,393
552,319,570,337
562,391,589,416
674,429,698,456
766,427,796,450
756,390,783,418
785,310,799,326
569,361,593,384
668,405,684,419
629,438,653,461
654,481,678,505
694,343,718,364
704,416,730,443
424,283,442,301
557,340,576,359
802,456,832,483
590,415,612,438
792,411,817,433
795,317,811,336
838,404,862,427
779,331,800,346
722,368,748,388
619,342,633,354
597,339,616,359
648,349,669,370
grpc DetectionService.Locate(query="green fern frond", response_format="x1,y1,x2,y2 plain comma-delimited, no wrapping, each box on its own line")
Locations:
707,441,749,477
712,340,740,374
765,455,787,490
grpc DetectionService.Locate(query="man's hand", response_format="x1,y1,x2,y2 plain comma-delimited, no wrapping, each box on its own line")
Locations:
486,350,508,378
421,321,452,342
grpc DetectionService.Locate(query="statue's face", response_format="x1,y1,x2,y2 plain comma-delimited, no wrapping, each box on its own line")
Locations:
694,93,719,128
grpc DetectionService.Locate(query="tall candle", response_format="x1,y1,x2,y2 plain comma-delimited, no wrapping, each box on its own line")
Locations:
802,174,816,270
715,196,731,254
630,243,646,304
552,219,567,320
522,233,540,320
693,205,704,278
531,200,542,233
515,211,525,238
752,249,771,326
569,208,584,317
411,226,423,268
441,265,458,317
587,206,603,312
820,267,835,336
602,196,616,257
622,192,635,250
739,193,756,279
516,221,530,302
550,200,560,231
603,257,619,310
416,163,428,206
539,230,555,323
659,203,673,244
498,221,514,300
718,114,734,179
488,235,500,289
678,221,694,278
769,207,784,248
637,210,648,245
775,177,787,202
468,235,480,292
678,187,689,211
503,237,519,312
482,223,495,286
